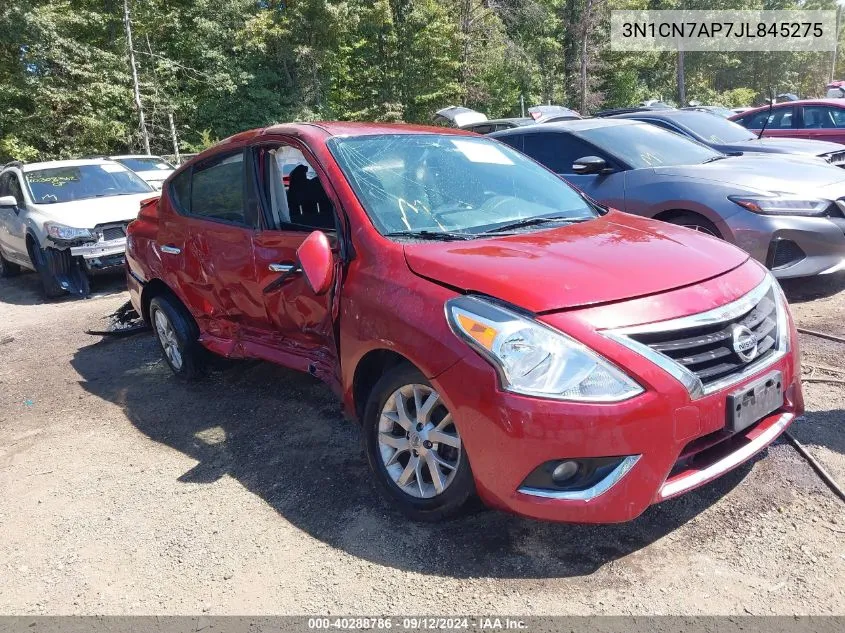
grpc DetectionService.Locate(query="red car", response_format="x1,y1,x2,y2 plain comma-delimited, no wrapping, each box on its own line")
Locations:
731,98,845,145
126,122,803,523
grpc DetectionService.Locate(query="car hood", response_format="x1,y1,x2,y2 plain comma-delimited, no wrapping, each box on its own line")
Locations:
655,155,845,193
32,192,154,227
402,212,748,313
722,137,845,156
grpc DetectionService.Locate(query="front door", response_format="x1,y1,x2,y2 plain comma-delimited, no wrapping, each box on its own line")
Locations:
0,172,30,265
242,141,341,387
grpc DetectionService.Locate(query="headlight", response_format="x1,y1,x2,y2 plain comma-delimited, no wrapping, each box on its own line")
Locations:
769,271,791,352
729,194,829,217
45,223,95,241
446,296,643,402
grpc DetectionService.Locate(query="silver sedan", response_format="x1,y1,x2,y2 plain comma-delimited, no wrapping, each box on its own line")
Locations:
491,119,845,278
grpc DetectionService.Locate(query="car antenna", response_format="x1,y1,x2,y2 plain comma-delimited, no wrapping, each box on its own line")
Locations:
757,87,775,139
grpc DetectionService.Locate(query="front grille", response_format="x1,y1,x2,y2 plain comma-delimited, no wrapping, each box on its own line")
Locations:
625,286,780,389
99,225,127,242
824,150,845,167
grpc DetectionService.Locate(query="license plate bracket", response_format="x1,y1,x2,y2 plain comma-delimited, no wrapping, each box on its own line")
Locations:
726,370,783,434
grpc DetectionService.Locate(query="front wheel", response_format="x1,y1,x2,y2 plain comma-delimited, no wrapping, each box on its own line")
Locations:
149,295,203,380
664,212,722,238
363,364,475,522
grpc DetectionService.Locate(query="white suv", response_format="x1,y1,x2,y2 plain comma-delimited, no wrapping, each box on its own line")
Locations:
0,158,155,298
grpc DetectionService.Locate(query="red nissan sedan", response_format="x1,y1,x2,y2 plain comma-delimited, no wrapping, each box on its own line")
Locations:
125,122,803,523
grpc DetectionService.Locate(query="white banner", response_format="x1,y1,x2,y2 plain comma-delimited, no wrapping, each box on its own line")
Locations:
610,10,837,52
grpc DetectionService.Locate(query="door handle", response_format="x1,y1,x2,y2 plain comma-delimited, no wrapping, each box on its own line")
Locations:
263,262,301,294
160,245,181,255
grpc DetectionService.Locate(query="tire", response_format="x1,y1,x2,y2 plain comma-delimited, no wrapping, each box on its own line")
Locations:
0,250,21,278
149,294,204,380
29,243,66,299
362,364,475,522
663,212,722,239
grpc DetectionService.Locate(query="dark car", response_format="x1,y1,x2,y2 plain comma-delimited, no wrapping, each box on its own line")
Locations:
611,109,845,167
731,99,845,146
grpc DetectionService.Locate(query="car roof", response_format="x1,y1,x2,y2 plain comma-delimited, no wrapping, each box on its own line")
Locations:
19,158,123,172
490,118,638,137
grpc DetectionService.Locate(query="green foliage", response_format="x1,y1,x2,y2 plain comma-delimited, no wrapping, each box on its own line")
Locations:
1,0,844,162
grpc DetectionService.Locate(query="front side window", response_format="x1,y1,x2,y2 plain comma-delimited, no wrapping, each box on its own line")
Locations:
577,123,721,168
24,163,152,204
521,133,606,174
328,134,598,236
802,106,845,129
257,145,335,231
189,152,247,225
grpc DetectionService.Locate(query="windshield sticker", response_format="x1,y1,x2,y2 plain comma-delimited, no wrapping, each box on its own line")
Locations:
101,164,126,173
450,139,514,165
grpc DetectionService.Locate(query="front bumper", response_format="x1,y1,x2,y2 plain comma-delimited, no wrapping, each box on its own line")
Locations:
431,266,803,523
718,211,845,279
70,238,127,272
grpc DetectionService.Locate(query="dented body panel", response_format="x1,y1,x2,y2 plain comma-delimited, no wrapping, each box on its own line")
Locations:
126,121,803,523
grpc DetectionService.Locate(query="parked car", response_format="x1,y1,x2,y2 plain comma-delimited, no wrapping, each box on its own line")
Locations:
434,105,580,134
825,81,845,99
0,158,155,297
490,119,845,279
730,99,845,145
610,109,845,166
126,122,802,523
109,154,175,189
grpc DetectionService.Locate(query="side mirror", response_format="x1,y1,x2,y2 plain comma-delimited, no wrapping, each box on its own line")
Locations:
296,230,333,296
0,195,18,210
572,156,609,175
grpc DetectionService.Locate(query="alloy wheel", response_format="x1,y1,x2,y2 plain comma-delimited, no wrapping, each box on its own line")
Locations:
154,309,183,371
377,384,462,498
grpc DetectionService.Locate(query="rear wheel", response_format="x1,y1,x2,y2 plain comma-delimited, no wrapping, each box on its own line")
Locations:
149,295,203,380
363,364,475,521
662,212,722,238
0,250,21,278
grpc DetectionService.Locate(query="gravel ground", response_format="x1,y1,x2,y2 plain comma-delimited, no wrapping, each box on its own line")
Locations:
0,270,843,615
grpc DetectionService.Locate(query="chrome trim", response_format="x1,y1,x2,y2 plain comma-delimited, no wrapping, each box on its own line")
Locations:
518,455,640,501
159,245,181,255
658,412,795,500
613,276,773,335
604,275,787,399
269,263,296,273
70,239,127,259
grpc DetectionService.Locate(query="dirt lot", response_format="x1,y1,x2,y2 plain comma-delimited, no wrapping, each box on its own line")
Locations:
0,270,843,615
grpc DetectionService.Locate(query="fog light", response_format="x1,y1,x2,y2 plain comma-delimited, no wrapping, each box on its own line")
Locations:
552,460,579,484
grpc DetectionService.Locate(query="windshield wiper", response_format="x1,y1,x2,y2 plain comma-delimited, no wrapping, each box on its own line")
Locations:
701,155,730,164
480,216,588,234
384,230,474,241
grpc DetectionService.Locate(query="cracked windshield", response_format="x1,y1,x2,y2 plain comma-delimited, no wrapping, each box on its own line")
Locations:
329,134,598,238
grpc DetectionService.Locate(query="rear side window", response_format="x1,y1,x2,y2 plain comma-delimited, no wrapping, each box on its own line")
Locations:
521,133,598,174
189,152,247,225
741,107,794,130
802,105,845,129
170,169,191,213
